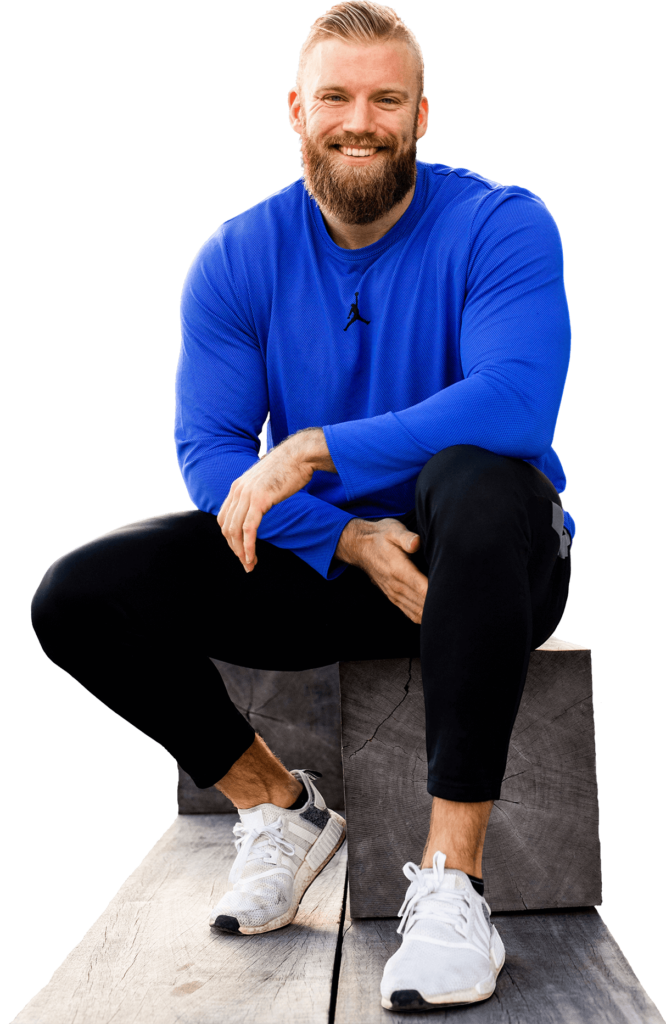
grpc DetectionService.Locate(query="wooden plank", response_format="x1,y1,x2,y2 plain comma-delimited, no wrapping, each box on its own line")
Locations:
178,661,343,813
340,639,601,917
335,908,665,1023
13,815,347,1024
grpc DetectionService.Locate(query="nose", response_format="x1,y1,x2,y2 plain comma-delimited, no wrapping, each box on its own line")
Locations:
342,98,376,137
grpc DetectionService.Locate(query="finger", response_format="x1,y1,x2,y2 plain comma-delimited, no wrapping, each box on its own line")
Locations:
223,493,248,563
242,493,268,561
242,506,264,567
217,490,234,529
399,531,421,554
221,495,239,549
228,492,253,562
220,480,241,530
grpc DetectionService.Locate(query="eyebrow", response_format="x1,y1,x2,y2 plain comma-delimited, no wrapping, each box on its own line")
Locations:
315,83,411,99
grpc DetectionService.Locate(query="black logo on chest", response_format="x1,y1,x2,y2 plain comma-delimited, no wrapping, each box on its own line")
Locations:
342,292,368,331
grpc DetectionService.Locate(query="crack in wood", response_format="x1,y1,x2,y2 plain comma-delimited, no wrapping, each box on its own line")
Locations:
348,658,413,760
328,868,348,1024
240,707,289,726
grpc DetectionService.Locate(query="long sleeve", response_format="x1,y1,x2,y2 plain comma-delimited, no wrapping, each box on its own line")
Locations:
323,195,571,500
176,173,574,574
176,235,355,579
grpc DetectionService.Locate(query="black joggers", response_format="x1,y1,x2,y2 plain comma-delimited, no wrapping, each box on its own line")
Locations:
32,445,571,802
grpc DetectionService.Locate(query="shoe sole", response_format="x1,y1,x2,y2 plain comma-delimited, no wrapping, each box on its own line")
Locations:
381,948,505,1011
213,810,346,936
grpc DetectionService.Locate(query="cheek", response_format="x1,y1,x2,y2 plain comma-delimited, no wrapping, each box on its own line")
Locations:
307,103,343,133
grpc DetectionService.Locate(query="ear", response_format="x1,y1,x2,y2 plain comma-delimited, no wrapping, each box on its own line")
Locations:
286,88,305,137
415,95,429,140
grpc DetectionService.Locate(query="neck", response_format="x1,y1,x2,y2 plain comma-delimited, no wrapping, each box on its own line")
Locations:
319,184,416,250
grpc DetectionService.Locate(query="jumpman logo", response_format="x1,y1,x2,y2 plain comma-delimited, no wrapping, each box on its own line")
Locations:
343,292,371,331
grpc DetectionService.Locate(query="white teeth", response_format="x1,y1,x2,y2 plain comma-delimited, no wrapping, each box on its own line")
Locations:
341,146,377,157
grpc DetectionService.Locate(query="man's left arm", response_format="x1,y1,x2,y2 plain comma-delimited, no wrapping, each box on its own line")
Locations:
324,194,571,501
222,195,571,565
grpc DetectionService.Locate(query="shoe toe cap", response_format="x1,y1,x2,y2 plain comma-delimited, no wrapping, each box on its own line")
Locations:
211,884,292,929
210,914,240,932
381,940,490,1000
388,989,429,1010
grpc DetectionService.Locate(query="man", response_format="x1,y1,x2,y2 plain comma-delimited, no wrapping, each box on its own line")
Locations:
32,0,573,1011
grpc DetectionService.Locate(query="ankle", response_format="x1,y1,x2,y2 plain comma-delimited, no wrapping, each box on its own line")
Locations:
230,777,303,810
266,778,303,810
213,735,304,808
421,846,482,876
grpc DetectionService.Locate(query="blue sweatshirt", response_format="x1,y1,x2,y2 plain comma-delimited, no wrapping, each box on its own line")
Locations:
177,161,573,579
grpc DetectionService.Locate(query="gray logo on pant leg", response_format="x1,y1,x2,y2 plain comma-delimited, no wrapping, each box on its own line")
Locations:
551,502,571,559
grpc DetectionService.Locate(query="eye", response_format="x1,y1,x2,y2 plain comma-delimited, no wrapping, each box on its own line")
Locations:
324,94,346,103
323,96,397,104
378,97,399,105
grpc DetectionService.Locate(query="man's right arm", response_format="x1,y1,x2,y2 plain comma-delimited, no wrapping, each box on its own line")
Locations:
176,233,356,580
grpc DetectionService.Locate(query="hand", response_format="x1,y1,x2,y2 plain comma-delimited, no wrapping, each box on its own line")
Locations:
218,428,335,571
335,518,428,623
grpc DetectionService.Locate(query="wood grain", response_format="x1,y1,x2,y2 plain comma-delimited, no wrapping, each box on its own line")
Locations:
340,638,602,917
335,908,664,1023
178,660,343,813
12,812,660,1024
13,815,347,1024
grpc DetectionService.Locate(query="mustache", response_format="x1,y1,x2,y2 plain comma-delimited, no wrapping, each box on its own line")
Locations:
325,140,389,149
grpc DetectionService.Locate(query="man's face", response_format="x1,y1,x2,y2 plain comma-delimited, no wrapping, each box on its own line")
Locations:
289,38,428,225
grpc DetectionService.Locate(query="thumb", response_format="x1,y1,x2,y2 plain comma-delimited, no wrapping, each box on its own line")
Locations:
399,530,421,554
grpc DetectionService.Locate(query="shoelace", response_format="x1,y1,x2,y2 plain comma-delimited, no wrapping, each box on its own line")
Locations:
227,770,321,887
397,851,472,937
228,818,295,885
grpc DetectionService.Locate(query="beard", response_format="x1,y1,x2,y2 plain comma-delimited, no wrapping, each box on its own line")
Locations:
301,122,417,226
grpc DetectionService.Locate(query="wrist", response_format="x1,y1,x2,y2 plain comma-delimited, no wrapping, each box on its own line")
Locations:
335,518,377,565
290,427,335,472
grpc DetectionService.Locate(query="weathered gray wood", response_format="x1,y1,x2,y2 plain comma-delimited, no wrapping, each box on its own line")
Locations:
13,811,660,1024
335,908,664,1023
340,637,601,917
13,815,347,1024
178,660,343,813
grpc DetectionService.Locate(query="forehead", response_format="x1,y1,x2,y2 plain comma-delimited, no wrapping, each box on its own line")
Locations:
302,38,419,98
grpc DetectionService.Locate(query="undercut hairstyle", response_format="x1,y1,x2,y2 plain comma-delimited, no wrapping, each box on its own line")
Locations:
297,1,424,101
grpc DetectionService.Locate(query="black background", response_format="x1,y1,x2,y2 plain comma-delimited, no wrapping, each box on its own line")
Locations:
12,18,643,1024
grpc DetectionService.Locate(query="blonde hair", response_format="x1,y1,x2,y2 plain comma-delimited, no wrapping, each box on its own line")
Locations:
298,1,424,100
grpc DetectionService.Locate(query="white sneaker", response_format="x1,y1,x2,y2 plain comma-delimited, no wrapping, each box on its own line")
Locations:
209,769,346,935
380,851,505,1011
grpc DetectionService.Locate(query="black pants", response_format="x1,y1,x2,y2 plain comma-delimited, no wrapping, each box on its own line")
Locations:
32,445,571,802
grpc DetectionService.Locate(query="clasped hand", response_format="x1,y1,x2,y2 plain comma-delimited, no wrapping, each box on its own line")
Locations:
216,440,313,569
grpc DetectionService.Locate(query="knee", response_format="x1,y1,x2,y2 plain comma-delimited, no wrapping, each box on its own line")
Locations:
415,446,523,552
417,445,516,509
31,550,97,654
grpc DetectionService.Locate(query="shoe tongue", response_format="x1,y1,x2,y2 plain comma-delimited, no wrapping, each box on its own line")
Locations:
439,869,468,891
238,804,283,829
417,866,466,891
238,807,265,829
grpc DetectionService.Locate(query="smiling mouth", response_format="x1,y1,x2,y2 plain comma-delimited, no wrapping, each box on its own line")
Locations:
329,146,383,157
333,145,384,158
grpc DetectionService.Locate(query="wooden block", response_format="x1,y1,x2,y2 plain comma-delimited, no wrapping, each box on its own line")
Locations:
12,815,347,1024
178,660,343,813
335,908,665,1023
340,637,602,917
